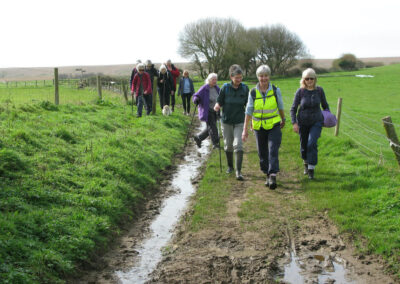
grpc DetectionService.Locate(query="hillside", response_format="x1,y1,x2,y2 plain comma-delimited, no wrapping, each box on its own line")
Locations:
1,57,400,81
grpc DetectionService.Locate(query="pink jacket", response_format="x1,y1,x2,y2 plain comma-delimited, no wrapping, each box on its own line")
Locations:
131,72,152,96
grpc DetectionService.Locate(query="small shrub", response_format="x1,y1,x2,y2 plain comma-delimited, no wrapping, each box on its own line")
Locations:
40,101,59,111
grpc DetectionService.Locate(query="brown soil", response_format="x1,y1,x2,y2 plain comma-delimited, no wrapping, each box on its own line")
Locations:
74,128,398,284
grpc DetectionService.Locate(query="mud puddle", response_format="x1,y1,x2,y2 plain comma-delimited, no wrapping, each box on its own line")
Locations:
115,124,210,283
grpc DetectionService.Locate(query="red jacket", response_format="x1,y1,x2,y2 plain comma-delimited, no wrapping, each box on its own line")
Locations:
131,72,152,96
168,65,180,89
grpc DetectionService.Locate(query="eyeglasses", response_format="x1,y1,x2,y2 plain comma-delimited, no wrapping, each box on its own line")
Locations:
305,78,315,81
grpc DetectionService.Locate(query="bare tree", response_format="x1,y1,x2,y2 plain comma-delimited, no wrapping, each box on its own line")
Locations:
178,18,249,79
256,24,306,75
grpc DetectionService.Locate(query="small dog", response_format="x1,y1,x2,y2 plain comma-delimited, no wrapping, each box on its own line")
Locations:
162,105,172,116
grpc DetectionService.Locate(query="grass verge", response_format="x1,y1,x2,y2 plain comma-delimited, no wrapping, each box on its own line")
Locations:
0,98,189,283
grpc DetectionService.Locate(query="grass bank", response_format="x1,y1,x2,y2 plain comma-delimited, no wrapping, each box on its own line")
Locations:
0,98,189,283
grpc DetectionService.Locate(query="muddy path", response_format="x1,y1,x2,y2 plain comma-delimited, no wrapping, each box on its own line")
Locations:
74,124,397,284
147,138,397,283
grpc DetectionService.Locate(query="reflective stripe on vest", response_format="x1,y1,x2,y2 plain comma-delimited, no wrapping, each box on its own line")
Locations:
252,88,281,130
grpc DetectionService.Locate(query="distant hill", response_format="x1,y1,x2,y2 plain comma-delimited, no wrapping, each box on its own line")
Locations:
1,57,399,81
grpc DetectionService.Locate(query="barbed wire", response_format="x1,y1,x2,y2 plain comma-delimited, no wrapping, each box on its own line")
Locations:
344,108,400,128
341,130,382,157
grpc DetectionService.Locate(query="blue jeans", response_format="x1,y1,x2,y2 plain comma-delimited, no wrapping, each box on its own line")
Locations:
137,94,152,116
299,122,322,166
254,124,282,174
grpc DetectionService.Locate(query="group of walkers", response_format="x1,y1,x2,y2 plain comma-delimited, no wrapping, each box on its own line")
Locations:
130,59,187,118
192,64,331,189
130,59,331,188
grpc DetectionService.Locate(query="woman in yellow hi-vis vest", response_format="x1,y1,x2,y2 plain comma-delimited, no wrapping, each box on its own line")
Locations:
242,65,286,189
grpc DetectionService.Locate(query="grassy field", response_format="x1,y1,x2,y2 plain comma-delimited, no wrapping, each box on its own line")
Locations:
0,96,190,283
189,64,400,277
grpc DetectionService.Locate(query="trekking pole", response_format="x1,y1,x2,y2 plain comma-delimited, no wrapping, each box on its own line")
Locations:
184,104,198,147
217,112,222,172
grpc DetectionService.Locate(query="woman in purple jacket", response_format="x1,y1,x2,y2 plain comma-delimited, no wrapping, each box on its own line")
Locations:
192,73,220,149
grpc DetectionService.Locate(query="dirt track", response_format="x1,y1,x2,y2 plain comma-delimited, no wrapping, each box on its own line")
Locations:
75,132,397,284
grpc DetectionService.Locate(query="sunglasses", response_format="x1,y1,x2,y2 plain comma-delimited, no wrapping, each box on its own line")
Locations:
305,78,315,81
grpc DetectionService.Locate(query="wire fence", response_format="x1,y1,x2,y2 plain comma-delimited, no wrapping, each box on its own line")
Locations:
0,78,127,106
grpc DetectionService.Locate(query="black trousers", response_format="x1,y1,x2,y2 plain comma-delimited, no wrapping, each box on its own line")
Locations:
182,93,192,113
197,109,219,146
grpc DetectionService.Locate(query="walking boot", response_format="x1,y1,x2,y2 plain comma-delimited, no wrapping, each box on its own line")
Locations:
308,169,314,180
269,175,277,190
193,135,201,148
225,151,234,174
235,151,244,181
265,174,269,187
303,163,308,175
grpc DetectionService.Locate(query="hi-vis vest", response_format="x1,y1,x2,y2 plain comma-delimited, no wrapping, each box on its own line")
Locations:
251,85,281,130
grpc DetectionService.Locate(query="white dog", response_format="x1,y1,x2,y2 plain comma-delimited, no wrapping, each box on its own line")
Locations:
162,105,172,116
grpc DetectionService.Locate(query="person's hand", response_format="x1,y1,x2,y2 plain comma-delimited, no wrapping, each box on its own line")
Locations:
171,91,174,95
242,129,248,142
214,103,220,112
280,118,286,129
159,79,164,83
293,123,299,133
193,99,199,106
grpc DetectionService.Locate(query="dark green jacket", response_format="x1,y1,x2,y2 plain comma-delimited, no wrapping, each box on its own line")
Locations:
217,82,249,124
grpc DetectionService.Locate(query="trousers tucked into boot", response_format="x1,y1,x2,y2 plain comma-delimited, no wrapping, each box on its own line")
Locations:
235,151,244,181
225,151,234,174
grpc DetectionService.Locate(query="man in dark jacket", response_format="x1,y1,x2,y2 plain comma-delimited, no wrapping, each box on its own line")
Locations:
145,60,158,87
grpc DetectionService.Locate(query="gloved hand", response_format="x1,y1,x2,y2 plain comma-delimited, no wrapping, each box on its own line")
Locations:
193,99,199,106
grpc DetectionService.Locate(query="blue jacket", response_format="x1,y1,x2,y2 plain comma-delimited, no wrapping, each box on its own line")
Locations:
178,77,195,96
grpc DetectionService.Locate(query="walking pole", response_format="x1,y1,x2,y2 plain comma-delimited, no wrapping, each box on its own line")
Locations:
184,104,198,147
217,113,222,172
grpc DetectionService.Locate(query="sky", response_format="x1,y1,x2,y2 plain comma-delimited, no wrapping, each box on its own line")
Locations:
1,0,399,68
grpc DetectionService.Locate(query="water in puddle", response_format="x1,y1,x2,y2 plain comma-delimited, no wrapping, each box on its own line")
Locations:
282,252,355,283
116,123,210,284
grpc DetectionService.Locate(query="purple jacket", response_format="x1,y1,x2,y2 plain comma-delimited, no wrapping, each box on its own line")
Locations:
193,84,220,122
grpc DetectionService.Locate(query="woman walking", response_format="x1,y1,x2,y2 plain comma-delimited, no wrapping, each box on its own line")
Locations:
242,65,286,189
290,68,330,179
192,73,220,149
131,63,152,117
178,70,195,115
214,65,249,181
158,65,174,110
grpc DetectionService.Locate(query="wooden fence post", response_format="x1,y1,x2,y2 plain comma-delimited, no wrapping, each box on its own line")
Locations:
382,116,400,167
152,77,158,115
122,80,128,103
334,97,342,136
54,68,59,105
97,75,102,100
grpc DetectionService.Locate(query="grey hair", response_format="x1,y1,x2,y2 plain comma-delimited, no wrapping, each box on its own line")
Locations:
137,63,145,71
159,64,167,72
300,68,317,88
145,60,152,65
205,73,218,84
166,59,172,64
256,65,271,76
229,64,243,77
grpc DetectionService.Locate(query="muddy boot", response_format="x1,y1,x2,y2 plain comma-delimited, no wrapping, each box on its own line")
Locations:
225,151,234,174
235,151,244,181
308,169,314,180
265,174,269,187
269,175,277,190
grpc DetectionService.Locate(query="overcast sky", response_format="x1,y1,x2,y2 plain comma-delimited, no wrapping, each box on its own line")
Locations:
1,0,399,68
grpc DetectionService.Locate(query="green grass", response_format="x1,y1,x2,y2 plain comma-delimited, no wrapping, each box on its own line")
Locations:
0,97,190,283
